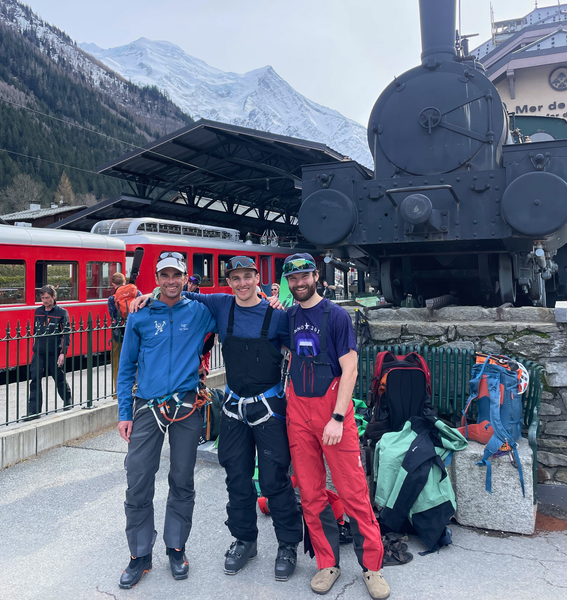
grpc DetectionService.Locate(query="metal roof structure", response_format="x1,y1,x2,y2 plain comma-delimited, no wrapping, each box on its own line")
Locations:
49,119,351,235
1,204,85,221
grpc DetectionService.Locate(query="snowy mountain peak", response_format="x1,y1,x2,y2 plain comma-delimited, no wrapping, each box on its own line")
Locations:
79,38,372,167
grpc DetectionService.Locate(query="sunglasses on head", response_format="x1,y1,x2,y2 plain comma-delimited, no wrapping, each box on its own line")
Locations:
283,259,315,274
226,256,256,270
159,251,184,261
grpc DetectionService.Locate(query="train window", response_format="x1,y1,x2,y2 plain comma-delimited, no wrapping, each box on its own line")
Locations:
274,258,285,283
87,262,122,299
0,260,25,305
35,261,78,302
217,255,232,285
193,253,213,286
260,257,270,285
125,253,134,280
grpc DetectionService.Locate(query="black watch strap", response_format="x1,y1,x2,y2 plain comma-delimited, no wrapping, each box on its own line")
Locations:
331,413,345,423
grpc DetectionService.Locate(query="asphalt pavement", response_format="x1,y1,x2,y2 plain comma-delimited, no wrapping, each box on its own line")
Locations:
1,426,567,600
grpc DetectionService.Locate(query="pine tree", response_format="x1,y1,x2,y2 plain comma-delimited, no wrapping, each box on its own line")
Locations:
54,171,75,205
0,173,46,214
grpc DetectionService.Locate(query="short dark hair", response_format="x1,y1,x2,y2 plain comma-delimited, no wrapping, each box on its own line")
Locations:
39,284,56,298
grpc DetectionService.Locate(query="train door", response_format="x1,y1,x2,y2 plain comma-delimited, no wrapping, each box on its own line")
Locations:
259,255,272,296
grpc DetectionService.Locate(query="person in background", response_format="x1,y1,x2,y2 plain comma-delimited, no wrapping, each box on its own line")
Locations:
282,253,389,600
271,283,280,297
26,285,72,419
322,280,336,300
108,272,140,397
184,274,201,293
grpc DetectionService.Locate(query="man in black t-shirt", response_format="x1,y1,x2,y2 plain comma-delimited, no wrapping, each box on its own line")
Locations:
283,253,389,600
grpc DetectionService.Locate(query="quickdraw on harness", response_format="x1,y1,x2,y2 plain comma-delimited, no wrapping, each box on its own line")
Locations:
223,382,285,427
136,388,209,434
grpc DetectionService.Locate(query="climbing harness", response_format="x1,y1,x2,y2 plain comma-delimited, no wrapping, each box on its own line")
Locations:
223,382,285,427
135,389,208,434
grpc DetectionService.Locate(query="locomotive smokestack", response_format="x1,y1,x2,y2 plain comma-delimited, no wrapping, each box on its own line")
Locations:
419,0,457,64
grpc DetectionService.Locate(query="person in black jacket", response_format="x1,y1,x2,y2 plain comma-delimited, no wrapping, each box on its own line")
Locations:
26,285,72,419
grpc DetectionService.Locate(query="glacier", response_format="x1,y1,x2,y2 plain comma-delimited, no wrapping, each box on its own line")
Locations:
80,38,373,168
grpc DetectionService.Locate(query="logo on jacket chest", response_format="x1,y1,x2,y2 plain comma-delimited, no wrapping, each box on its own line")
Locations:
154,320,166,335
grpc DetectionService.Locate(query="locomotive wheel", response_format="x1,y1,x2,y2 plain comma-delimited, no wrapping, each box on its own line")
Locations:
498,254,516,304
380,259,403,305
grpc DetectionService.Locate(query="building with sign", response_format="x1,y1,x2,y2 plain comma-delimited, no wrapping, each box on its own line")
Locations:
473,3,567,139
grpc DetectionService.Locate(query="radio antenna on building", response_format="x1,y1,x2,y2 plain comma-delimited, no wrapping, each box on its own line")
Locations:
490,3,495,45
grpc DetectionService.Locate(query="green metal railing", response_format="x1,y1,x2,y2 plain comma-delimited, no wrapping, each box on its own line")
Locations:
355,344,545,503
1,313,224,427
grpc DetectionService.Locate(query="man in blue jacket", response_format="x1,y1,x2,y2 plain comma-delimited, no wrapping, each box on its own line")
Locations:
116,251,217,590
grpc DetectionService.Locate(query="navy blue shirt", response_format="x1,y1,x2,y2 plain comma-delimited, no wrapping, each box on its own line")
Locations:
290,298,357,377
182,292,290,351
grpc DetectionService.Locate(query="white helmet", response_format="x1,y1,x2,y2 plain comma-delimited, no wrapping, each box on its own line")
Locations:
515,362,530,395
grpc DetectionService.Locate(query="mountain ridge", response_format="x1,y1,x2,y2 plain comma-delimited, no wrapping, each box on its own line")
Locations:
80,37,373,167
0,0,193,211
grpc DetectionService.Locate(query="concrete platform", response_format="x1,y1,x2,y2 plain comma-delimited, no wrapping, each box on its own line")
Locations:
0,369,226,470
1,427,567,600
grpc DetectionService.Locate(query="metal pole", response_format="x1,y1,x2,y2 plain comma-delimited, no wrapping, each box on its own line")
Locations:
86,312,93,409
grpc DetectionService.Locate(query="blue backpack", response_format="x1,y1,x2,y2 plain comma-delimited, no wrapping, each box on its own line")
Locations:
462,354,525,496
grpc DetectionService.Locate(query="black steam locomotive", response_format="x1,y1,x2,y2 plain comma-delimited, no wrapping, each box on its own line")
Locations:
298,0,567,307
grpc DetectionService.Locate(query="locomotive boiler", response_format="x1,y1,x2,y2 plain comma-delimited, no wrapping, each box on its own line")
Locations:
298,0,567,307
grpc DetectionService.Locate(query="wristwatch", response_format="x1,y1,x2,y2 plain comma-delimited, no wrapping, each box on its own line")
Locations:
331,413,345,423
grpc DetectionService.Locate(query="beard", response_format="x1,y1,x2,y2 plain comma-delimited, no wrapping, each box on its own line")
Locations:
289,278,317,303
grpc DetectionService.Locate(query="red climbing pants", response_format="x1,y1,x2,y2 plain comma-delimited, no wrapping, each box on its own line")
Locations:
286,377,384,571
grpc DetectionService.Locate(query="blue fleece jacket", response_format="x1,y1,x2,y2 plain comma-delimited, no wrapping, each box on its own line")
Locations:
117,297,217,421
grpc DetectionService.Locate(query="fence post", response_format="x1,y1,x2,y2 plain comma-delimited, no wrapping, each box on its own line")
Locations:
86,312,93,409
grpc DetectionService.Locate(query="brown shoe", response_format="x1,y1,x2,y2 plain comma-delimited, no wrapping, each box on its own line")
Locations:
363,570,390,599
310,567,341,595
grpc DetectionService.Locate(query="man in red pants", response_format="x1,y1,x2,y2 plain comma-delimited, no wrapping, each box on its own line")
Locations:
283,253,389,600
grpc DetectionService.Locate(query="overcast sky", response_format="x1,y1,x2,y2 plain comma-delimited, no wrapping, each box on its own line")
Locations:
24,0,544,124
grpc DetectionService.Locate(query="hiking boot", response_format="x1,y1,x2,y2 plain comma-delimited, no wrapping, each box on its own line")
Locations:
362,570,390,599
224,540,257,575
311,567,341,595
119,554,152,589
166,546,189,580
274,541,297,581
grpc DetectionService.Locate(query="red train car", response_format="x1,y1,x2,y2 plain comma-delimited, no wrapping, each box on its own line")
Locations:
90,217,310,296
0,224,125,368
1,218,320,369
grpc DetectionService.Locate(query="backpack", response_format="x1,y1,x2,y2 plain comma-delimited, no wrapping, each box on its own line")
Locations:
114,284,138,318
364,351,435,446
458,354,525,496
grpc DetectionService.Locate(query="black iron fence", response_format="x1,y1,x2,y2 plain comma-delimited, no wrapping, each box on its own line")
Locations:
1,314,224,426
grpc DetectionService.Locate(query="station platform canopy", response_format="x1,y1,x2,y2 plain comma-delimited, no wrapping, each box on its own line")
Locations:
49,119,352,236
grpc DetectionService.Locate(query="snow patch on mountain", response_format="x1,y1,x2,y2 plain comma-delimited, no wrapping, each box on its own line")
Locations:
80,38,373,167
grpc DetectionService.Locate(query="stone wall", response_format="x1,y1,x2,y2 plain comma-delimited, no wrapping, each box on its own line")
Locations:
343,304,567,486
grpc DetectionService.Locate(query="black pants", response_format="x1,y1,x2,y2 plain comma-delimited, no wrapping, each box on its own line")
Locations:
218,394,302,545
124,392,203,557
28,352,72,416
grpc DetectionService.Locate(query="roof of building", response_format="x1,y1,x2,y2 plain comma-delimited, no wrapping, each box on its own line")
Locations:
49,119,359,235
473,3,567,60
0,205,85,221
